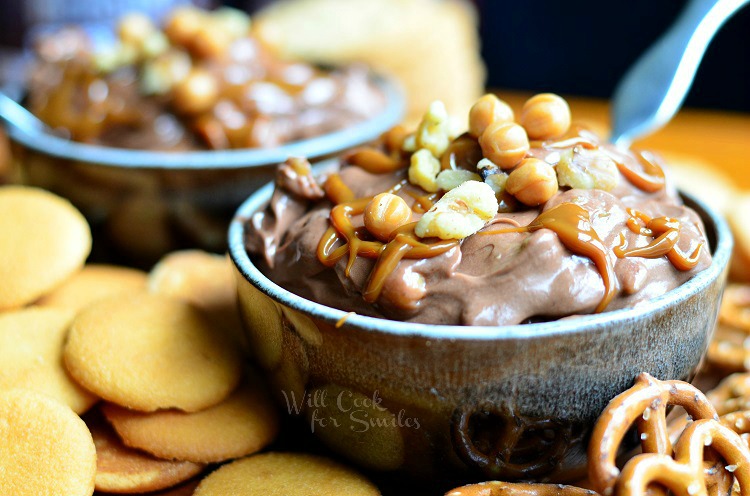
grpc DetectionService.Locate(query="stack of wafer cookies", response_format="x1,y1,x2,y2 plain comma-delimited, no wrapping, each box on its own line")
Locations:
0,185,380,495
253,0,485,126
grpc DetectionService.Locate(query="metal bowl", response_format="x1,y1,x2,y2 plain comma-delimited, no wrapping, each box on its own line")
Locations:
2,74,403,264
228,180,731,483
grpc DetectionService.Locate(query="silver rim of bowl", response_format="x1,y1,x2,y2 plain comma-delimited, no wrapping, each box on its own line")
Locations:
3,73,404,169
228,179,733,340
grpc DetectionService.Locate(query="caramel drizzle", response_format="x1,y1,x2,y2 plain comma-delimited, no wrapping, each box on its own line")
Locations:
407,191,440,213
346,148,405,174
317,178,457,303
612,150,666,193
362,222,456,303
533,132,666,194
615,208,703,271
323,174,355,204
538,136,599,150
482,202,616,313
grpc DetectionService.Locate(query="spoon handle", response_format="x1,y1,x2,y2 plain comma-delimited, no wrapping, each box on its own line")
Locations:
610,0,749,148
0,90,46,136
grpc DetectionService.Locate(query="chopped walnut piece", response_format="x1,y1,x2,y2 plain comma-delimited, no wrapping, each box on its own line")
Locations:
415,180,498,240
557,148,619,191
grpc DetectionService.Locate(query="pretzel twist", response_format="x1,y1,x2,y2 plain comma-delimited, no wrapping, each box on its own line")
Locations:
720,410,750,437
444,481,598,496
708,374,750,416
588,373,718,495
720,285,750,331
616,419,750,496
708,332,750,373
704,284,750,372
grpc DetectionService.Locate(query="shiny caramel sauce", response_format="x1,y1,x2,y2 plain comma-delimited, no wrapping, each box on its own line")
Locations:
615,208,703,271
346,148,404,174
482,202,616,313
312,130,676,311
34,65,141,142
316,174,457,303
534,132,666,194
441,133,484,171
323,174,355,204
407,191,440,214
614,150,666,193
538,136,598,150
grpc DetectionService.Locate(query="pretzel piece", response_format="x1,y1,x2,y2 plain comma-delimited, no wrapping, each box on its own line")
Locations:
720,285,750,331
708,327,750,373
708,374,750,416
588,373,718,496
444,481,598,496
708,285,750,371
720,410,750,444
616,419,750,496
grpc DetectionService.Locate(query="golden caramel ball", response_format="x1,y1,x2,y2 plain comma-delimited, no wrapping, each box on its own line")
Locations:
505,158,559,206
163,7,203,47
118,13,155,46
468,94,514,138
478,122,529,170
172,69,219,115
191,25,232,59
364,193,412,242
381,125,409,154
520,93,571,140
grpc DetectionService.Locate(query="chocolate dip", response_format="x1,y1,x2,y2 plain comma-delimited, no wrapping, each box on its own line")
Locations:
246,97,712,326
26,8,385,151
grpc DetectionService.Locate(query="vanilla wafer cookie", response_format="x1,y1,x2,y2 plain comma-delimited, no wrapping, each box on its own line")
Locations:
193,452,380,496
88,412,204,493
64,293,242,412
0,389,97,496
0,186,91,310
102,381,279,463
37,264,147,313
0,307,98,413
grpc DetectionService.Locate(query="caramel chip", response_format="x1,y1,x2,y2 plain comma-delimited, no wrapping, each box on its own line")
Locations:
0,186,91,310
64,293,243,412
88,412,204,494
0,307,98,414
102,381,279,463
37,264,148,313
193,452,381,496
0,389,96,496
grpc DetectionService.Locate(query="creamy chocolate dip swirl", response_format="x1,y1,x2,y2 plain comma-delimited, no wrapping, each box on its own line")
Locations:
246,96,711,326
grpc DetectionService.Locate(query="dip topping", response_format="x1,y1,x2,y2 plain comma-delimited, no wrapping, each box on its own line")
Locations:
247,93,712,325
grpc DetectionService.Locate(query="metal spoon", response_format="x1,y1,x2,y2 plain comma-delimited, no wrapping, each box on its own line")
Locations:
610,0,749,148
0,90,49,136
